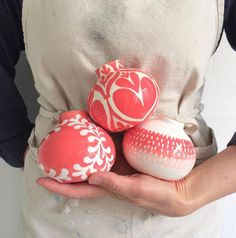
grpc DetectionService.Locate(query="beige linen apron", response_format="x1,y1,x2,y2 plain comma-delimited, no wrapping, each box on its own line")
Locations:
20,0,224,237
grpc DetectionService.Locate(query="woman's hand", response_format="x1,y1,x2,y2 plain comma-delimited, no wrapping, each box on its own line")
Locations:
36,170,193,217
36,155,194,217
87,171,193,217
36,133,197,217
35,141,236,217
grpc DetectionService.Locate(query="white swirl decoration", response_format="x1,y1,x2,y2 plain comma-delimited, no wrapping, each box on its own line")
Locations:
40,113,114,182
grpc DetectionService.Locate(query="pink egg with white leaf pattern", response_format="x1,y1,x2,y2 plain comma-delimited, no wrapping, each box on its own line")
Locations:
38,110,116,183
123,115,196,180
88,59,160,132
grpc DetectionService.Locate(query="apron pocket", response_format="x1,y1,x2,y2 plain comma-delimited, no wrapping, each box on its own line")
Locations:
26,127,39,162
194,127,218,166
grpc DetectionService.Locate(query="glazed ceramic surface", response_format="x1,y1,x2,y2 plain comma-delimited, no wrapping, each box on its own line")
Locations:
38,110,116,183
123,114,196,180
88,59,160,132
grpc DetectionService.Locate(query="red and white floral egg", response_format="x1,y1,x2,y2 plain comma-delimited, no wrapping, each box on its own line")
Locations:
123,115,196,180
88,59,160,132
38,110,116,183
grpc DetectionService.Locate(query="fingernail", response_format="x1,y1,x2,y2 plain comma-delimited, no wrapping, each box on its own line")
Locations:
89,177,103,185
36,178,43,185
130,173,139,177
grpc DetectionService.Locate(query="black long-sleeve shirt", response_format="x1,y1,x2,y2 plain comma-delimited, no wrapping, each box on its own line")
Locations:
224,0,236,146
0,0,236,168
0,0,34,167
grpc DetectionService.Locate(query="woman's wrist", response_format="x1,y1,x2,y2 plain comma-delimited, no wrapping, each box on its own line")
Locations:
183,145,236,213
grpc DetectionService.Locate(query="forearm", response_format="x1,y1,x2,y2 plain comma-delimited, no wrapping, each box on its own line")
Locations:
186,145,236,210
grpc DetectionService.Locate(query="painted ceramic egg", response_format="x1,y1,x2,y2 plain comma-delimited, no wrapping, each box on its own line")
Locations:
123,114,196,180
38,110,116,183
88,59,160,132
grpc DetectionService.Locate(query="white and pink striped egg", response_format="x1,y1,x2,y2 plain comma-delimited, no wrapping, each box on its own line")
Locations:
123,115,196,180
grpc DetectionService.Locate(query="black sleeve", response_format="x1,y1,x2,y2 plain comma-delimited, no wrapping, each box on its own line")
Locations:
227,133,236,147
223,0,236,147
224,0,236,51
0,0,34,168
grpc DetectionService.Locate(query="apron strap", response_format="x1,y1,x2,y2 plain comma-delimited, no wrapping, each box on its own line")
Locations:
39,106,65,122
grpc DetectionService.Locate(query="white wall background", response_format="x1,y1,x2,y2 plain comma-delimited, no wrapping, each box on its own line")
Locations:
0,34,236,237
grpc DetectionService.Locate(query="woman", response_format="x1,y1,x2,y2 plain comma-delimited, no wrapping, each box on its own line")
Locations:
3,0,236,237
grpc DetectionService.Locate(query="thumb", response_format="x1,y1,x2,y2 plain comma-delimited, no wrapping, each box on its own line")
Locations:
88,172,130,195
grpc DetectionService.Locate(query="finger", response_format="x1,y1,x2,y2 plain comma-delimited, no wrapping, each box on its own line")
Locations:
36,177,109,198
88,171,139,199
